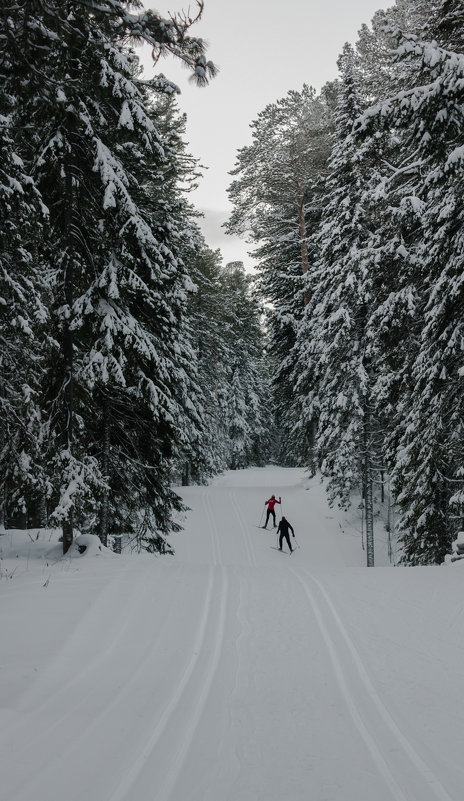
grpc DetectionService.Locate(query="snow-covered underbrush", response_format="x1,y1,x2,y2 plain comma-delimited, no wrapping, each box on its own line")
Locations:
0,528,116,581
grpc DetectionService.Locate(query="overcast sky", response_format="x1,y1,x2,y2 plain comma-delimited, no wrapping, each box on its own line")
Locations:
141,0,392,268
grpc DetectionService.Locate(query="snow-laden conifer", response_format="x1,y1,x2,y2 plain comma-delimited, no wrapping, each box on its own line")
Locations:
4,0,216,552
293,46,381,533
220,263,267,470
0,24,49,529
226,86,333,463
356,5,464,563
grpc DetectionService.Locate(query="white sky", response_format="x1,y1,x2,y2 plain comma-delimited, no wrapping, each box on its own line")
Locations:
140,0,392,268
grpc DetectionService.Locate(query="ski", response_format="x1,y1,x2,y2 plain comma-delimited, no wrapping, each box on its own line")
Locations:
270,546,294,555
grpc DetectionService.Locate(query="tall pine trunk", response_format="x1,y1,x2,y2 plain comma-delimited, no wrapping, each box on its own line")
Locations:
362,396,374,567
99,396,111,548
61,162,75,555
308,419,317,478
0,421,5,530
38,494,47,528
182,462,190,486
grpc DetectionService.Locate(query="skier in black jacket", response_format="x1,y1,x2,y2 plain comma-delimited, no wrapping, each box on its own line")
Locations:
277,516,295,552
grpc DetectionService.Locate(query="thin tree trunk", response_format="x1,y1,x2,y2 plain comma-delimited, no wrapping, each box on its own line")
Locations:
182,462,190,486
62,514,74,555
363,399,374,567
38,493,48,528
0,455,5,531
0,408,6,530
308,418,317,478
99,396,111,548
62,164,75,555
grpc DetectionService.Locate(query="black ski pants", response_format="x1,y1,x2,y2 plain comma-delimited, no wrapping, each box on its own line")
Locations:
279,531,292,551
265,508,276,527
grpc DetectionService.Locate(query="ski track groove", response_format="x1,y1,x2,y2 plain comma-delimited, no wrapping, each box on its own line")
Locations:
153,564,229,801
108,564,228,801
1,568,157,748
203,489,222,565
6,471,457,801
3,567,191,801
229,489,257,567
291,565,456,801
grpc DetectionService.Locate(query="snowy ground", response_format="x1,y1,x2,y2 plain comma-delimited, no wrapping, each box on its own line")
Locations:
1,466,463,801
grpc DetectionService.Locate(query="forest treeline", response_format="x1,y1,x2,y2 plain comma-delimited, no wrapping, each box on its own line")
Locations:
2,1,463,564
227,0,464,564
0,1,267,553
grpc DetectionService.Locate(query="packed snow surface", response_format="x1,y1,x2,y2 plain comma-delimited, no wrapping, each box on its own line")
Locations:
1,466,463,801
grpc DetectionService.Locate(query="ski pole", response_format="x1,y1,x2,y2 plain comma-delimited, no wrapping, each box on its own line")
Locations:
258,505,265,526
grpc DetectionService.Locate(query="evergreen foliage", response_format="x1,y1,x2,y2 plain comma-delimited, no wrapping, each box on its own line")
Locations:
0,62,48,528
226,85,334,465
226,0,464,564
4,0,464,566
0,0,223,553
293,44,377,507
359,11,464,563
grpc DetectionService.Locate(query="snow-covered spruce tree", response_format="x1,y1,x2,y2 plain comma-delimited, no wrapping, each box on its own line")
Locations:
428,0,464,50
354,0,440,103
0,19,50,530
8,1,215,552
74,91,206,553
351,10,428,557
186,244,234,476
226,86,334,464
292,47,383,565
151,99,218,491
357,7,464,563
220,262,267,470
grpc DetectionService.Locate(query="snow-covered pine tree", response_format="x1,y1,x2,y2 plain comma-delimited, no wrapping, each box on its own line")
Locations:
293,46,382,559
150,98,215,491
0,18,49,530
350,10,429,559
356,4,464,563
220,262,267,470
226,86,333,464
429,0,464,50
6,0,216,552
74,84,195,551
186,244,233,475
355,0,441,102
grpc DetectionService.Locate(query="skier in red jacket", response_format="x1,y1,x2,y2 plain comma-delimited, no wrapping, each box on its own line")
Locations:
262,494,281,528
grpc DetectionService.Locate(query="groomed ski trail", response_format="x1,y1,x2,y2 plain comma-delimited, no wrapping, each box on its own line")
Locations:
1,466,461,801
290,567,455,801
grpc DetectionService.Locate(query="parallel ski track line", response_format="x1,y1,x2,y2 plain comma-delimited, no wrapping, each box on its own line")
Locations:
1,568,161,749
153,564,230,801
291,566,456,801
202,489,222,565
229,489,257,567
108,565,228,801
3,567,198,801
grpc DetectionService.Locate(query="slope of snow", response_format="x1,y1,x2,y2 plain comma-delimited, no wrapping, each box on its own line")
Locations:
1,466,463,801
